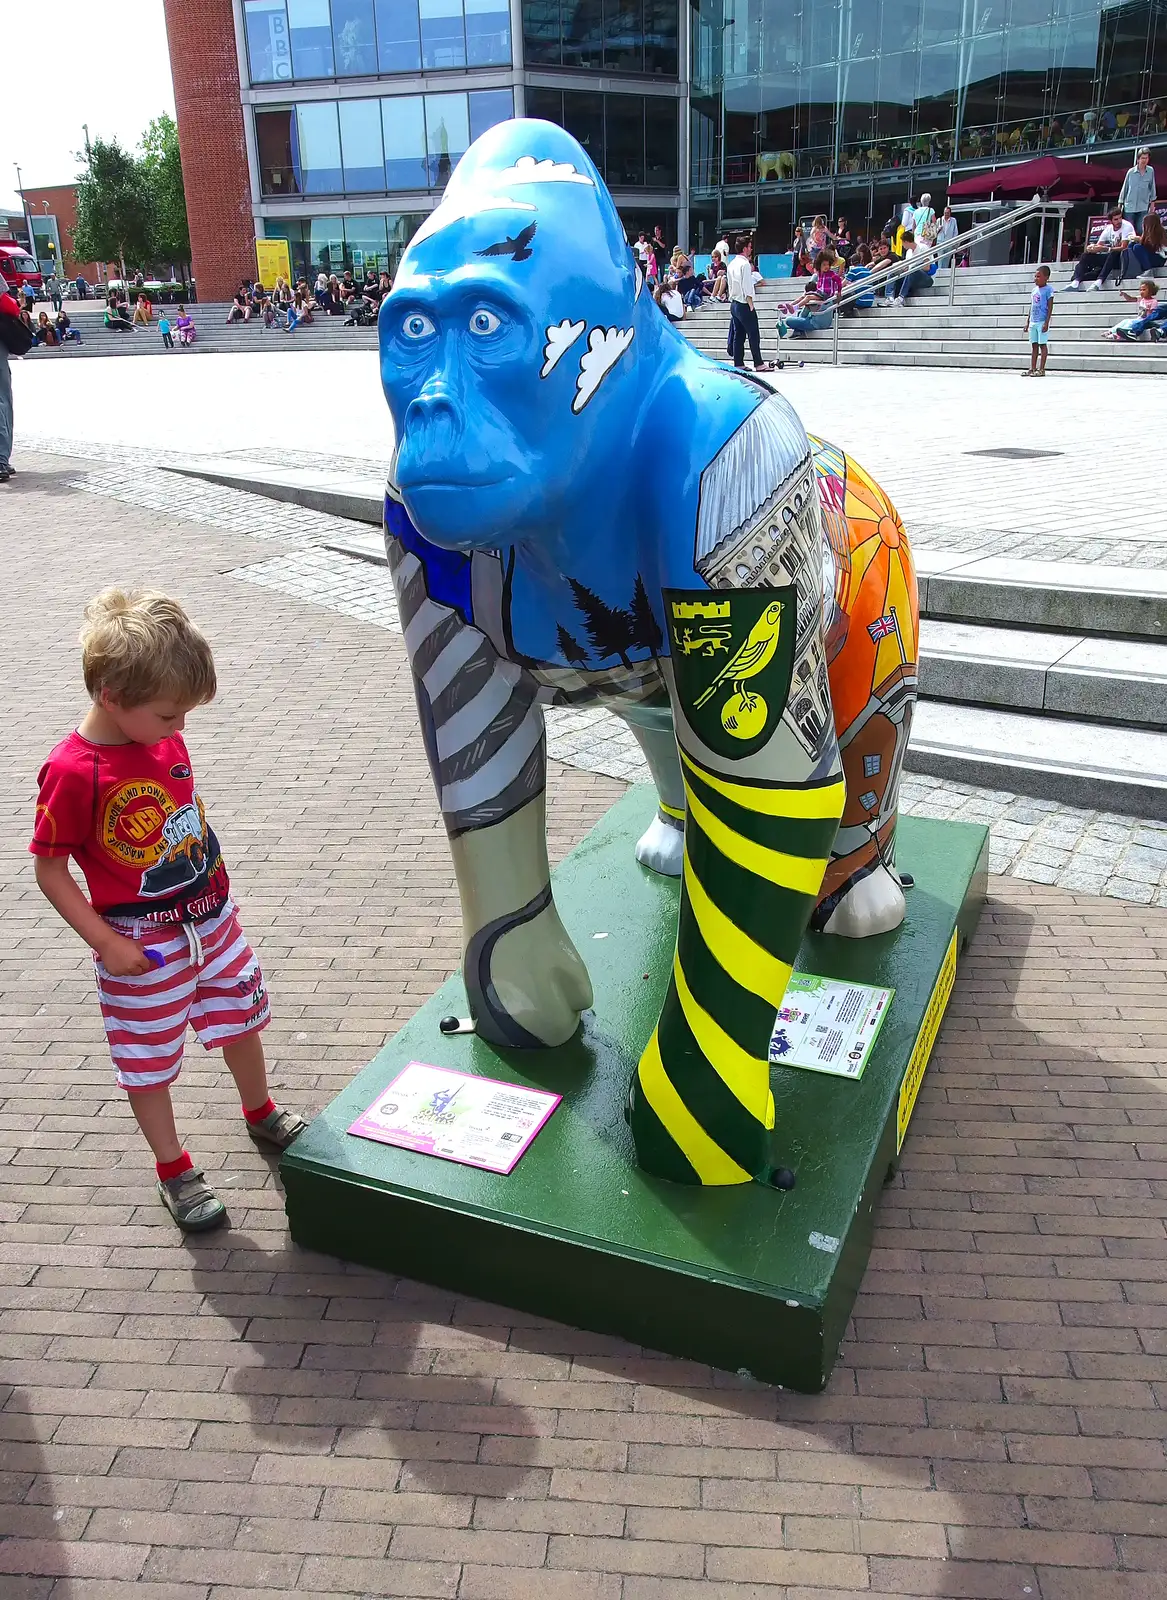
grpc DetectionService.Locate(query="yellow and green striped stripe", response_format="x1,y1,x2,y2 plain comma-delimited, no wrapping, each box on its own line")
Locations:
630,752,845,1185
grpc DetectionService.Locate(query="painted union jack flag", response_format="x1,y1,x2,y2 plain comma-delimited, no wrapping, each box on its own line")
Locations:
867,614,897,642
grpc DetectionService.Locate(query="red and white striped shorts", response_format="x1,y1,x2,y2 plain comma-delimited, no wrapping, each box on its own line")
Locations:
94,900,271,1092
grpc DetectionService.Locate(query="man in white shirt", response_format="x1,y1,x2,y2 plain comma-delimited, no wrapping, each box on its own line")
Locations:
726,238,774,372
1065,207,1137,289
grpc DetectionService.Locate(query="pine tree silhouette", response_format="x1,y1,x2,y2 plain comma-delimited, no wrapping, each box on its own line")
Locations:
568,578,635,668
629,573,664,654
556,623,589,667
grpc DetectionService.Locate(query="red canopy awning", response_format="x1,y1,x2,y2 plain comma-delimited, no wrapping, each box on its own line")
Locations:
947,155,1128,201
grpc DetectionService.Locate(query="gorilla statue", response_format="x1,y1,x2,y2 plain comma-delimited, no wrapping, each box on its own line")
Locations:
378,119,918,1186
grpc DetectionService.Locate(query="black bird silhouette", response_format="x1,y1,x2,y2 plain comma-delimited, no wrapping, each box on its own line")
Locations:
476,222,537,262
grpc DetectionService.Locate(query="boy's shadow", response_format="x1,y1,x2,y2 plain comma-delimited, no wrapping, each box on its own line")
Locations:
190,1219,542,1499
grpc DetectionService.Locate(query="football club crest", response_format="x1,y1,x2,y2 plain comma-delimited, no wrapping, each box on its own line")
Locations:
665,586,797,760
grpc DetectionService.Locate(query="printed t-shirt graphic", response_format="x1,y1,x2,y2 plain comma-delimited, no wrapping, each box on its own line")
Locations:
30,731,229,922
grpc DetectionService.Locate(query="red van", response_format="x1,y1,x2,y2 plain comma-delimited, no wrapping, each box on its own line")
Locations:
0,242,43,296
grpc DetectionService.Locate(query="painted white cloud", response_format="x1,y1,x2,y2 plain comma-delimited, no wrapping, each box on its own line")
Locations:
572,327,635,415
541,319,586,377
496,156,594,187
634,264,643,300
412,193,536,246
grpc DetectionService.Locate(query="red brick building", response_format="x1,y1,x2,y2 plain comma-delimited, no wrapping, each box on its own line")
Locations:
21,185,108,283
163,0,255,303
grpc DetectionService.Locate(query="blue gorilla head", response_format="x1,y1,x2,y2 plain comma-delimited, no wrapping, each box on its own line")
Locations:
379,118,679,552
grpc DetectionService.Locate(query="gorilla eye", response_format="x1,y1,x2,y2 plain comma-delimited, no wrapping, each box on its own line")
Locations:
402,312,435,340
468,309,501,336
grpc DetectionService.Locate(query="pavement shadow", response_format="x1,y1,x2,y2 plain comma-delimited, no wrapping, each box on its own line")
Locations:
193,1212,541,1501
5,1392,68,1586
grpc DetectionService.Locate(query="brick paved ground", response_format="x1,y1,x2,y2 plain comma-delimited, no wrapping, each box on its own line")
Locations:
3,454,1167,1599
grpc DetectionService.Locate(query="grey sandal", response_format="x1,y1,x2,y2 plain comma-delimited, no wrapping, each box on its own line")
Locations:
157,1167,228,1233
247,1105,307,1151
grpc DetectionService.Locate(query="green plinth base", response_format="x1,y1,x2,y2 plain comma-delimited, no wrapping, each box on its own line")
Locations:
282,791,987,1393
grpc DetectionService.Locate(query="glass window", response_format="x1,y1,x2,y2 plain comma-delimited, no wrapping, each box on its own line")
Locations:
465,0,511,64
523,0,561,63
256,108,300,194
296,100,343,192
425,92,470,185
420,0,466,68
643,0,678,76
527,86,564,122
375,0,422,69
287,0,335,75
564,0,603,68
388,212,428,271
606,94,645,184
604,0,643,71
245,0,293,82
644,95,678,185
382,95,428,188
340,98,385,189
468,88,515,142
332,0,379,72
344,215,390,276
562,90,606,173
309,215,347,272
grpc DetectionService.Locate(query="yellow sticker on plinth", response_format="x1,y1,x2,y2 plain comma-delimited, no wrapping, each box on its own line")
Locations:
897,928,958,1153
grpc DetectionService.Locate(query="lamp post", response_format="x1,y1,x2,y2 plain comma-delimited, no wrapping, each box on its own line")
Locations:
13,162,33,261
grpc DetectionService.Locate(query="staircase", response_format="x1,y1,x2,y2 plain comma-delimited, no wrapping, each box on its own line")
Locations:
681,263,1167,374
160,455,1167,820
22,301,380,358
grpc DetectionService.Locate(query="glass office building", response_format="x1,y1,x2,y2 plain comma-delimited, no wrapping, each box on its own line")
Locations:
237,0,685,279
689,0,1167,250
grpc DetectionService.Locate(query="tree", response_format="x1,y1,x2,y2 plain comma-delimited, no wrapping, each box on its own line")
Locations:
629,573,664,654
140,114,191,274
567,578,635,668
73,137,154,282
555,623,589,667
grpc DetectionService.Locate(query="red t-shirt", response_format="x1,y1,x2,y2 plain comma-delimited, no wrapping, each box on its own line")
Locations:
30,730,230,923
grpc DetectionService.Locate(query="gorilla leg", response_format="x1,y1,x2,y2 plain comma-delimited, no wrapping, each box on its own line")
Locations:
613,701,685,878
388,533,592,1046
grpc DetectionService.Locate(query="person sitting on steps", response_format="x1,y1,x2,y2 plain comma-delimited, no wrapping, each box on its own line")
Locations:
1065,208,1136,289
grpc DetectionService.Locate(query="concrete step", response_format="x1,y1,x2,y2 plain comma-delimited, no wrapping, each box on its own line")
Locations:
917,552,1167,642
918,619,1167,728
907,699,1167,819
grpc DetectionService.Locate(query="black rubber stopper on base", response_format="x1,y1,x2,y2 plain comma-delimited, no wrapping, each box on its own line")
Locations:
769,1167,797,1191
439,1016,461,1035
898,870,915,888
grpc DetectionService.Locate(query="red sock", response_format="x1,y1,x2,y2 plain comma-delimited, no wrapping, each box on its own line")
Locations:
243,1097,276,1125
156,1151,193,1183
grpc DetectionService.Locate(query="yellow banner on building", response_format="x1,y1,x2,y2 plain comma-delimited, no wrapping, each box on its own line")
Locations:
256,238,291,288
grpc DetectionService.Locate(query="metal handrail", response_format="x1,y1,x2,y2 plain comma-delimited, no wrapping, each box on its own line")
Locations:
821,199,1069,364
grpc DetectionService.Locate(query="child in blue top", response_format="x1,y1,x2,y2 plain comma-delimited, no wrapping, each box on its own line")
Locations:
158,313,174,350
1025,265,1054,376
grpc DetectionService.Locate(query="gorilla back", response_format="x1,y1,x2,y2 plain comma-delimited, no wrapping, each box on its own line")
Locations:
378,118,918,1185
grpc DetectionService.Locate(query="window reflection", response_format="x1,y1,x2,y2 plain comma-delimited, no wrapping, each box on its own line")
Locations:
297,101,344,192
702,0,1167,193
287,0,335,75
469,88,517,141
245,0,293,80
523,0,676,75
374,0,421,69
425,91,470,184
420,0,466,68
340,98,385,188
332,0,379,71
245,0,509,79
382,95,429,188
263,212,427,279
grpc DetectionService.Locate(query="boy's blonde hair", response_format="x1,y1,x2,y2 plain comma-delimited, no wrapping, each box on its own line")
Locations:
80,588,217,708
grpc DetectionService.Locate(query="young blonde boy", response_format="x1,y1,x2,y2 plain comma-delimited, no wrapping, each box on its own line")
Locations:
30,589,304,1232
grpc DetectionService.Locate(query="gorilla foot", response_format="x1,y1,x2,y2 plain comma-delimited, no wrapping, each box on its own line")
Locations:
467,899,594,1049
635,813,684,878
823,862,906,939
